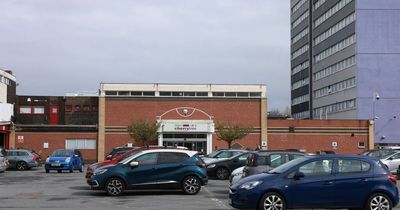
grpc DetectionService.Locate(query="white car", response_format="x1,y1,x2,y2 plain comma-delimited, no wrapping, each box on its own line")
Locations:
229,166,244,185
380,151,400,174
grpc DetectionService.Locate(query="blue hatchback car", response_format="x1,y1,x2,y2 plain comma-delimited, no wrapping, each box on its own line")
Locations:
230,155,399,210
87,149,208,196
45,149,84,173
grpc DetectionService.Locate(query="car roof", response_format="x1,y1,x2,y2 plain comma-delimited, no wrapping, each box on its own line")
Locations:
255,150,306,155
139,149,198,157
308,154,380,160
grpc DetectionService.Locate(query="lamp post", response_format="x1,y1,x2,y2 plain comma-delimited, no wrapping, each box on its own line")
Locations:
372,92,380,142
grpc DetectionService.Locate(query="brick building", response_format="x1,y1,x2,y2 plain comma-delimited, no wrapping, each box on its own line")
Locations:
97,83,268,161
12,95,98,160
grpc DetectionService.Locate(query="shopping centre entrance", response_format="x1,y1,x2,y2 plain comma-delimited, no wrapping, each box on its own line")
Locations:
162,133,207,153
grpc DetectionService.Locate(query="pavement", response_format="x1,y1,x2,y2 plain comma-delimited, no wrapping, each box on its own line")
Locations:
0,166,234,210
1,167,400,210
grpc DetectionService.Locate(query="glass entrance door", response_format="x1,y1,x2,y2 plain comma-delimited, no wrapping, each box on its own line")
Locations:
162,133,207,154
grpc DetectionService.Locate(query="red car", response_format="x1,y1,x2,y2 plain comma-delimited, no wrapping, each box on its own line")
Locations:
85,145,188,178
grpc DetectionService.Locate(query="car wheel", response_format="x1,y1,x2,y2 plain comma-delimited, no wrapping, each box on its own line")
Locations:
216,167,229,180
16,161,27,171
366,193,392,210
182,176,201,195
259,192,286,210
105,177,125,196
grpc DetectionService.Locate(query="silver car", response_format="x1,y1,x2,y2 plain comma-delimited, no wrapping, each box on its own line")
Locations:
7,149,39,171
380,151,400,173
0,154,8,172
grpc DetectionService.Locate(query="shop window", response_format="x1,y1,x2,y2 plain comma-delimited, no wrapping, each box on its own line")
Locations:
172,92,184,97
66,139,96,149
143,91,155,96
213,92,224,97
91,105,97,112
196,92,208,97
184,92,195,97
105,91,117,96
131,91,142,96
19,106,32,114
33,106,44,114
74,105,81,112
83,105,90,112
65,105,72,112
160,92,172,96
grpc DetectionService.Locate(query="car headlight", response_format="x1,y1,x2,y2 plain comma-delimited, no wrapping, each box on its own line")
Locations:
65,157,71,163
207,164,216,169
240,181,262,190
46,158,50,163
93,168,108,176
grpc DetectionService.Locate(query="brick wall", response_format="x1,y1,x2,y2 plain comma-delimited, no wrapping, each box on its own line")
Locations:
14,132,98,161
268,119,370,154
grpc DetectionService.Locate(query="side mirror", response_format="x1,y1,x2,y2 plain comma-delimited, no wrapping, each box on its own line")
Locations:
389,157,394,161
294,171,305,180
130,161,139,167
74,154,79,158
233,158,239,163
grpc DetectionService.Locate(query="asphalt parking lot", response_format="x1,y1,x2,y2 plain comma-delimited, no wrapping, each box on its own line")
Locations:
1,167,400,210
0,166,234,210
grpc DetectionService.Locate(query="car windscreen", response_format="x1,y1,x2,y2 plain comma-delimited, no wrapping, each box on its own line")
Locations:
268,156,310,174
381,152,399,159
206,151,220,158
119,150,142,161
119,150,145,164
51,150,73,157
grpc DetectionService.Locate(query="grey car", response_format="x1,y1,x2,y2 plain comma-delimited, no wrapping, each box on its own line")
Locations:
242,150,306,179
7,149,39,171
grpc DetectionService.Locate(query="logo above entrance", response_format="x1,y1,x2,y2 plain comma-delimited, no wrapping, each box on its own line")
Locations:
157,107,214,120
174,123,197,131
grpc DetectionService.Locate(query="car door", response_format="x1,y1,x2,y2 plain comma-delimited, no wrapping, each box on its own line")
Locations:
156,152,190,184
126,152,159,187
334,158,372,208
288,158,335,208
73,150,82,168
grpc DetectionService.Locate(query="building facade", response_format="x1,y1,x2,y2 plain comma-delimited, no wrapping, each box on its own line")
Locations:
97,83,268,161
13,95,98,160
0,69,16,149
290,0,400,144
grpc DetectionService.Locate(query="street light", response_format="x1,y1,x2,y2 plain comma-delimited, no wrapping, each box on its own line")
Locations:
372,92,380,142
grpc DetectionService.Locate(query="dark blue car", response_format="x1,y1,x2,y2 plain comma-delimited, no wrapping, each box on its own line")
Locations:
230,155,399,210
87,149,208,196
45,149,84,173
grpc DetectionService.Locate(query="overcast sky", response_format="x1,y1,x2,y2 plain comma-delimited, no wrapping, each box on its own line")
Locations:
0,0,291,111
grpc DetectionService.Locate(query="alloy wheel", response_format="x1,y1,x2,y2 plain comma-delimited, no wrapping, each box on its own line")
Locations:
106,178,124,196
16,162,27,171
369,194,391,210
183,176,200,195
261,193,285,210
216,168,229,180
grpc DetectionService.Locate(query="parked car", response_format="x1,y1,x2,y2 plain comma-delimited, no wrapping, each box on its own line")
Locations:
206,152,251,180
105,146,137,160
229,166,245,185
230,155,399,210
202,149,247,164
242,150,306,179
380,151,400,174
362,149,397,158
45,149,84,173
87,149,208,196
87,145,189,178
6,149,40,171
0,153,8,172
